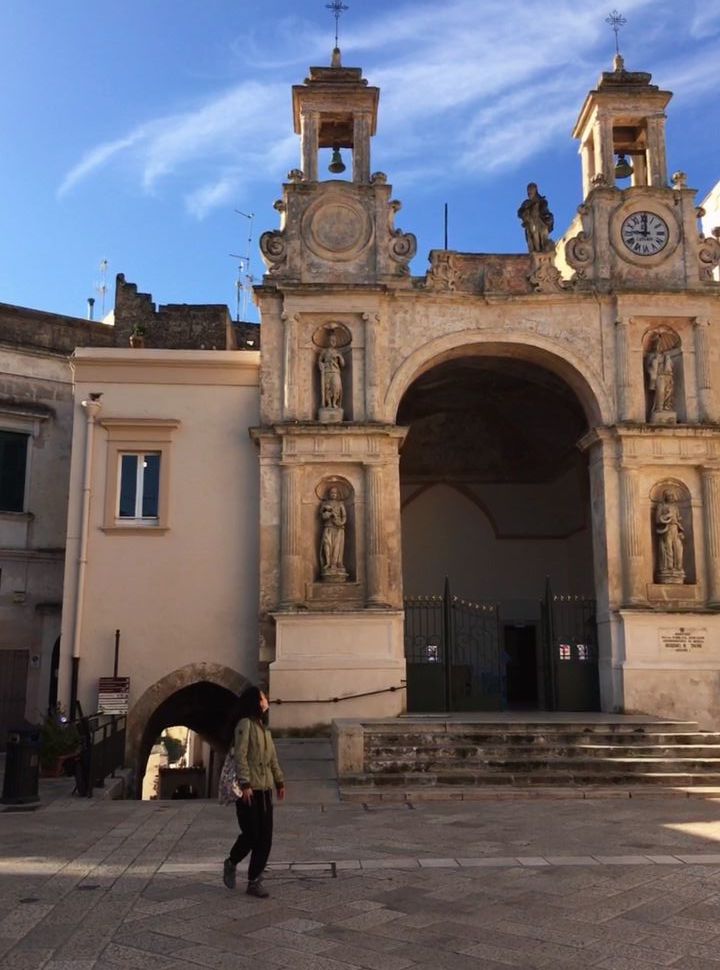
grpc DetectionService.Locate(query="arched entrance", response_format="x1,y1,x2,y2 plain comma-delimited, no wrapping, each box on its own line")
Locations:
127,663,250,797
399,351,600,713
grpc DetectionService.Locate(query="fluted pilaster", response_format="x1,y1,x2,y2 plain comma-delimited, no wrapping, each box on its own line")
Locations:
619,465,646,604
280,463,303,606
702,467,720,606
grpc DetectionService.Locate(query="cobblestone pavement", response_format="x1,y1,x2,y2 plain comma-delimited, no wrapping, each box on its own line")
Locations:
4,788,720,969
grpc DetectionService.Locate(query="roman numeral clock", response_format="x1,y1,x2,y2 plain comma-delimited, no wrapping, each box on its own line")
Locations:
621,211,669,256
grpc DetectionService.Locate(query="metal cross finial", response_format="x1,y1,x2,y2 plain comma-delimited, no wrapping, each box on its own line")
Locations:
326,1,349,49
605,9,627,55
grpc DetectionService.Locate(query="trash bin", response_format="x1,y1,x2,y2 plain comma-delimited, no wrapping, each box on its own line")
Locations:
1,727,41,805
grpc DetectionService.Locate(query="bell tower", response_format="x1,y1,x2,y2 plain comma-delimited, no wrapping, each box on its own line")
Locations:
292,50,379,184
560,55,720,289
573,55,671,198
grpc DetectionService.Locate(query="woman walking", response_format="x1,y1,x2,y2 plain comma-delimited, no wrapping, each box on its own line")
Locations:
222,686,285,898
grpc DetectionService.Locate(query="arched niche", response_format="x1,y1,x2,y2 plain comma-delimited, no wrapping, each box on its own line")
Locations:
312,322,353,421
649,479,695,585
642,327,685,423
314,475,356,583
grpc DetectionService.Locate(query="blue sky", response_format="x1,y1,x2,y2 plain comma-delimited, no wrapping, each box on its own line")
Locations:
2,0,720,322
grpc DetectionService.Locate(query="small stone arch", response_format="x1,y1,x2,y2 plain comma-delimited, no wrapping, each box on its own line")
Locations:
126,662,251,795
384,330,612,427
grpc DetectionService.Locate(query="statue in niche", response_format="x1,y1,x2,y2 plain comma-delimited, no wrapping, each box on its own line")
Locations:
517,182,554,253
655,487,685,584
317,330,346,422
645,335,676,418
319,485,348,582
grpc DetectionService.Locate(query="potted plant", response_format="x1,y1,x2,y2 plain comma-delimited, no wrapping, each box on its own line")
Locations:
129,324,146,348
39,708,80,777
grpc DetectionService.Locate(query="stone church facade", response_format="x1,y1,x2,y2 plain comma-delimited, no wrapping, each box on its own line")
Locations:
54,50,720,780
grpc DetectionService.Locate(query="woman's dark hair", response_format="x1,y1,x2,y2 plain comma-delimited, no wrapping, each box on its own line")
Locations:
235,685,264,720
222,685,265,747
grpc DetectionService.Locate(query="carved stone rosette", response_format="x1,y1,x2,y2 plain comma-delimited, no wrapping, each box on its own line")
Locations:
259,229,287,274
564,230,593,281
698,234,720,282
386,199,416,273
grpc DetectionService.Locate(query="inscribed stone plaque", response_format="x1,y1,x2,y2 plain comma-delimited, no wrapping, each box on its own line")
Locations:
659,627,706,653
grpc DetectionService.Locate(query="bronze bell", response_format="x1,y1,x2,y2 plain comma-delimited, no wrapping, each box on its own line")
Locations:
328,144,346,174
614,153,634,180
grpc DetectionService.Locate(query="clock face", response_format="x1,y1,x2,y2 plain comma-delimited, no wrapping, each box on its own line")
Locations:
621,211,669,256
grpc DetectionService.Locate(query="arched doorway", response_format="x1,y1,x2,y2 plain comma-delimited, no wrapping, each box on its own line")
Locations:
127,663,250,797
399,352,600,713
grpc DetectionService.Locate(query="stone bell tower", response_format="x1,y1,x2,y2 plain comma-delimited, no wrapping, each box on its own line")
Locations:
559,55,720,289
252,50,416,727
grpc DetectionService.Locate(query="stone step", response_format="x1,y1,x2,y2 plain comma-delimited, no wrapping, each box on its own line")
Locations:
364,756,720,775
366,743,720,761
365,729,717,747
342,770,720,787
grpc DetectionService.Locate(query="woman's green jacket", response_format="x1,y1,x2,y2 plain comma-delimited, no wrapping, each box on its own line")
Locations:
233,717,284,791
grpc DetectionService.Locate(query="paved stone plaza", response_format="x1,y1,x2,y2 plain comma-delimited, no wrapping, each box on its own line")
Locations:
4,766,720,970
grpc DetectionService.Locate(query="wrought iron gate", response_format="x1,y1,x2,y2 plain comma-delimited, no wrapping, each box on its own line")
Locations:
403,578,502,712
541,581,600,712
404,578,600,713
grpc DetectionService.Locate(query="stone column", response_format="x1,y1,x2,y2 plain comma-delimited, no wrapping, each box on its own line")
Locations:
593,115,615,187
702,467,720,607
352,114,371,184
645,116,668,187
280,463,303,607
364,312,380,422
300,111,319,182
694,318,714,422
365,462,388,606
282,313,299,420
615,318,631,420
619,465,646,604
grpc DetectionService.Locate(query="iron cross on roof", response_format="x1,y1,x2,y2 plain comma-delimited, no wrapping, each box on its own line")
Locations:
326,0,349,49
605,9,627,55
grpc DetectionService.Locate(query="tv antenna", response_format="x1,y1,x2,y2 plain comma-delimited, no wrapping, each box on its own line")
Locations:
230,209,255,322
95,259,109,317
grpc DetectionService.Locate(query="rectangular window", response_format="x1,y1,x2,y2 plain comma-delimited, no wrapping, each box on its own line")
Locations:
118,453,161,520
0,431,29,512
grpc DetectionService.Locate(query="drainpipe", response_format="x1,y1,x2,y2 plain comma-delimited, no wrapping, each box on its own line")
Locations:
70,394,103,720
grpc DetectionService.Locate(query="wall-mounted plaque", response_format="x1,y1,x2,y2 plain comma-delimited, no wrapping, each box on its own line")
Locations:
659,628,706,653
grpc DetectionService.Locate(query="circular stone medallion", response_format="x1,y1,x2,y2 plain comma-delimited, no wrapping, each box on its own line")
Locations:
304,197,373,262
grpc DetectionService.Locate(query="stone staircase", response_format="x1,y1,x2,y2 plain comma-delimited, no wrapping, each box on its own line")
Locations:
335,717,720,797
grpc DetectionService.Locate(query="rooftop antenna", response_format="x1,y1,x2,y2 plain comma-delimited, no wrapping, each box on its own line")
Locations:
326,1,349,51
95,258,109,317
232,209,255,322
605,9,627,67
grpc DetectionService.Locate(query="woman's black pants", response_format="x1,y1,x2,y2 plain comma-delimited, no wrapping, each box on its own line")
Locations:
229,790,273,881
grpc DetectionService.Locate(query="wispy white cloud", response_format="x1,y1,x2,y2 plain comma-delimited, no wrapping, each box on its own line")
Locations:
57,0,719,217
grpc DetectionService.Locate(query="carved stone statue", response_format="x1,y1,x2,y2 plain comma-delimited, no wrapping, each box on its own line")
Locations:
518,182,554,253
645,336,676,421
319,485,348,582
655,488,685,584
317,332,345,422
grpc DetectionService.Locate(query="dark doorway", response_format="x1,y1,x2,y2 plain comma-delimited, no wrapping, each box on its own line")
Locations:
504,625,538,708
48,637,60,713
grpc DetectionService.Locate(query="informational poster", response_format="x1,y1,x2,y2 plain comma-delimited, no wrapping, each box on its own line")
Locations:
97,676,130,714
659,628,706,653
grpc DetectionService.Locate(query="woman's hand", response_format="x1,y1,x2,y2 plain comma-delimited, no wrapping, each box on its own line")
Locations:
240,786,253,804
277,786,286,802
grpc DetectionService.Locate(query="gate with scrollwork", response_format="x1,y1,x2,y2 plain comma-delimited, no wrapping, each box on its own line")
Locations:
403,578,502,712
